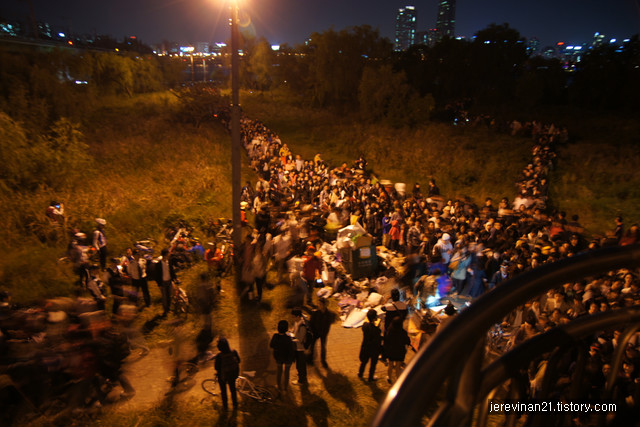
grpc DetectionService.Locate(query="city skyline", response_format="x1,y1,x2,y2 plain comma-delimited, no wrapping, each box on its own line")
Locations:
2,0,640,48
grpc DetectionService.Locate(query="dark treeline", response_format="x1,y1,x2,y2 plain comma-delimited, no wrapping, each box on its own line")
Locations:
0,48,193,194
235,23,640,119
2,21,640,134
2,22,640,192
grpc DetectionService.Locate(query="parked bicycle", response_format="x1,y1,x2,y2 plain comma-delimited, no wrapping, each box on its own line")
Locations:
201,371,275,403
217,241,234,277
172,281,190,315
166,361,199,394
134,238,156,254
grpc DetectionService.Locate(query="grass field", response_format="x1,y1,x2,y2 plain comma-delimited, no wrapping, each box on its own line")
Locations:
4,90,640,427
3,90,639,304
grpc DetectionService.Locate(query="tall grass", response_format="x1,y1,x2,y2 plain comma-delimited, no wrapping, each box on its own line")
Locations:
550,141,640,235
0,93,234,305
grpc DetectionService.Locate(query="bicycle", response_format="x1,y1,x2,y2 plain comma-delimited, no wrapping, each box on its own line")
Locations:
166,361,199,395
134,238,156,254
201,371,275,403
172,282,190,315
205,218,233,242
217,241,234,277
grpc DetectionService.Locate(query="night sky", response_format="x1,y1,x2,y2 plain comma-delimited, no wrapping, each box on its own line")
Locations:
3,0,640,48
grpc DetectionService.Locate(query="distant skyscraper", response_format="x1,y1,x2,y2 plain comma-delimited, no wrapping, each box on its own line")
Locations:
416,29,439,47
395,6,417,51
435,0,456,40
527,37,541,56
592,32,606,48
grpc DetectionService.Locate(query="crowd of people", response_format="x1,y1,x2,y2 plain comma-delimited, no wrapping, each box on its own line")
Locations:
229,109,640,416
0,217,218,420
1,108,639,422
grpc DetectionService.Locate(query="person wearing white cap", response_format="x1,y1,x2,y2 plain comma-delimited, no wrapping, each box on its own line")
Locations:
93,218,108,270
433,232,453,265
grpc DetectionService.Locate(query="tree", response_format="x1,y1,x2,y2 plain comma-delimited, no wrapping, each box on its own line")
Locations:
0,113,91,193
570,36,640,110
301,25,393,108
172,83,229,128
130,54,164,93
157,56,187,88
88,53,135,96
358,64,434,127
271,44,308,96
247,38,275,91
516,56,566,107
471,23,528,105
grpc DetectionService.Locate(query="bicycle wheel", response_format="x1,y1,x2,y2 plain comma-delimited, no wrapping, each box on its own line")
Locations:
235,376,251,395
178,362,199,379
201,378,218,396
251,386,275,403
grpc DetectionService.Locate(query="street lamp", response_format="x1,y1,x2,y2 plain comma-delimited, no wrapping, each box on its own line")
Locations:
229,0,242,271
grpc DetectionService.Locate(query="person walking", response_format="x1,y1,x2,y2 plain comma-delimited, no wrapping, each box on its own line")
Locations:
291,309,309,385
93,218,108,270
302,247,322,306
309,297,336,368
270,320,295,392
105,257,126,315
251,234,269,302
358,309,382,382
155,248,177,317
214,338,240,411
195,272,216,333
126,249,151,308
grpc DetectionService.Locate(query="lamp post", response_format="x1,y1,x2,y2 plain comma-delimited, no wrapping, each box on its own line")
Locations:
230,0,242,270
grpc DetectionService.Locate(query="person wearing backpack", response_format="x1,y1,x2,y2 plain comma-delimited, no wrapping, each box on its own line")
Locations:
214,337,240,411
270,320,295,391
381,288,408,332
291,309,308,385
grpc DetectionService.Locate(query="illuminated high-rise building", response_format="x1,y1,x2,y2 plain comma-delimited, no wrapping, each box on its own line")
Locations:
526,37,540,56
416,29,439,47
592,32,606,48
395,6,417,51
435,0,456,40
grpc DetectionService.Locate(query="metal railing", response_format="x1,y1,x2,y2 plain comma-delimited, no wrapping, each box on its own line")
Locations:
372,244,640,427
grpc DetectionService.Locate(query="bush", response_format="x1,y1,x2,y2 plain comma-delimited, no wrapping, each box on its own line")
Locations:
0,113,91,193
171,83,230,128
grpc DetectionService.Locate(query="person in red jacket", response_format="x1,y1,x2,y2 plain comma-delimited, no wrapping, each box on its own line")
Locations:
302,246,322,306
